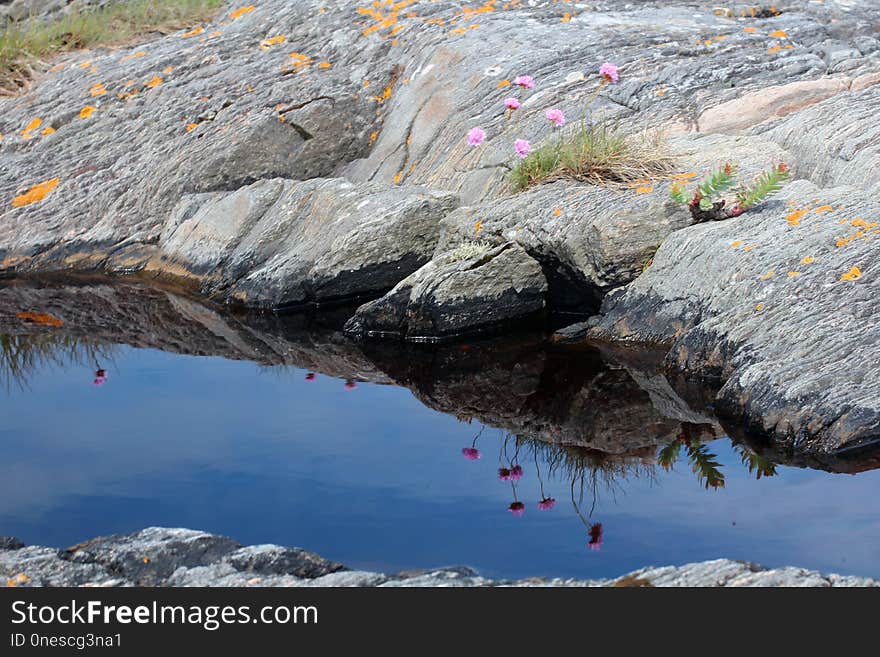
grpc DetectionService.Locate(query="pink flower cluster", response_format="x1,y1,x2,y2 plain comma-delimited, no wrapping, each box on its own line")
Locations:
466,63,618,161
93,368,107,386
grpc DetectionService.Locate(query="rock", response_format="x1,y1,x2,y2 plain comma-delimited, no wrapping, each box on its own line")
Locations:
0,536,25,550
344,242,547,341
147,177,460,309
1,528,876,587
224,544,344,579
586,179,880,455
435,133,790,313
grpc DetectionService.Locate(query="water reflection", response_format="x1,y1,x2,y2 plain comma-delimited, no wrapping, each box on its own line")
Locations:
1,277,879,574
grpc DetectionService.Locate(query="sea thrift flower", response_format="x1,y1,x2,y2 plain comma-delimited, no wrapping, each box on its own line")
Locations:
504,97,521,110
514,139,532,158
498,467,512,481
467,127,486,146
599,62,619,83
508,502,525,517
537,497,556,510
305,372,316,381
545,108,566,127
93,369,107,386
462,447,481,460
513,75,535,89
587,523,603,551
344,379,357,390
509,465,524,481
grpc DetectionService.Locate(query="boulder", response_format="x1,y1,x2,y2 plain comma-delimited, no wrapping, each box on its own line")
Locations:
147,177,460,309
587,179,880,455
344,242,547,341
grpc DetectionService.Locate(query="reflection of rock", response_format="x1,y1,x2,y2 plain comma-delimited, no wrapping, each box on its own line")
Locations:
2,528,876,587
3,277,880,474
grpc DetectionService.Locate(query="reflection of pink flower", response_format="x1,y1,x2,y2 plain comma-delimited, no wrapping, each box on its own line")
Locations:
305,372,316,381
599,62,619,83
93,369,107,386
504,97,521,110
509,464,523,481
498,467,512,481
513,75,535,89
544,108,566,127
344,380,357,390
588,523,603,551
537,497,555,510
467,127,486,146
508,502,525,516
514,139,532,158
462,447,481,460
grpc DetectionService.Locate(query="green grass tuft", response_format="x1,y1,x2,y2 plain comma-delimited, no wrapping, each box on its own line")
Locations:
509,123,676,191
0,0,224,94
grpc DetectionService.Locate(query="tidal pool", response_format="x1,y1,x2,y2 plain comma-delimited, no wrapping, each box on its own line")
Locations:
1,279,879,581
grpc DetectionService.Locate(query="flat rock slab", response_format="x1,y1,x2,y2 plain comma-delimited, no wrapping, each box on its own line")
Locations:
345,242,547,341
588,179,880,455
148,177,459,309
2,528,876,587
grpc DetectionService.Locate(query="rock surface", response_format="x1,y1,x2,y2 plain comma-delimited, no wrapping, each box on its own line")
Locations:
1,528,876,587
344,242,547,340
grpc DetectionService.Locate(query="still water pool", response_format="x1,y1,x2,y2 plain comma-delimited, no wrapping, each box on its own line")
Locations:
1,282,879,581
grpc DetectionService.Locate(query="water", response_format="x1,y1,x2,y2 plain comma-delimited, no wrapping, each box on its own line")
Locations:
1,279,879,581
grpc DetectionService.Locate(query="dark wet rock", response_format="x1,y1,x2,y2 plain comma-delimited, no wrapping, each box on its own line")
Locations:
147,177,459,309
1,528,876,587
0,537,25,550
345,242,547,341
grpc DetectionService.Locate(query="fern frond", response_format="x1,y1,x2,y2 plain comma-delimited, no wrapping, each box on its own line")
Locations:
697,163,738,202
736,164,790,210
737,446,778,480
657,441,681,471
685,443,725,489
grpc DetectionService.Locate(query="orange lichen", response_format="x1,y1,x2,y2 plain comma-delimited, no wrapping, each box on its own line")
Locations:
121,51,147,61
371,83,393,103
369,131,379,144
767,45,782,55
16,312,63,327
21,117,42,138
553,207,562,217
474,220,483,235
41,126,55,136
145,76,163,89
800,256,815,265
185,123,199,132
759,270,775,280
497,79,511,89
769,30,788,38
673,171,698,180
814,204,833,214
785,208,807,226
743,27,757,33
561,12,572,22
743,246,754,252
392,171,403,184
183,26,204,37
162,66,174,74
260,35,287,50
755,303,764,312
12,178,60,208
318,61,332,69
731,240,742,248
787,271,800,277
841,266,862,282
635,186,653,194
78,60,91,69
49,63,65,72
229,6,256,20
90,82,107,96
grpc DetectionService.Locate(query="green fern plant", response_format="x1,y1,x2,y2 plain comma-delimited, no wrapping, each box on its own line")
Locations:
670,162,790,222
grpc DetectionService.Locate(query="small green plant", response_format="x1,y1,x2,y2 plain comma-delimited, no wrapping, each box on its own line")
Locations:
0,0,224,93
447,240,492,261
671,162,790,222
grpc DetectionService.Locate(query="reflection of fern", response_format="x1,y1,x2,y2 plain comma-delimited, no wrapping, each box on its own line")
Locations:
737,446,777,480
0,333,115,391
685,443,725,489
657,442,680,471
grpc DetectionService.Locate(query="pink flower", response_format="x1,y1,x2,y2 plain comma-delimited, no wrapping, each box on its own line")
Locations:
498,467,512,481
344,379,357,390
514,139,532,158
467,127,486,146
587,523,603,551
509,464,523,481
503,97,521,110
544,108,566,127
599,62,619,83
305,372,316,381
93,369,107,386
462,447,481,460
537,497,555,510
508,502,525,517
513,75,535,89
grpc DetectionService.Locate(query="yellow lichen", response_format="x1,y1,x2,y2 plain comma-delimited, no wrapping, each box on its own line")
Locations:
785,208,807,226
800,256,815,265
12,178,60,208
841,266,862,282
145,76,163,89
90,82,107,96
41,126,55,136
260,35,287,50
229,6,256,20
769,29,788,38
21,117,42,138
731,241,742,248
759,270,775,280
